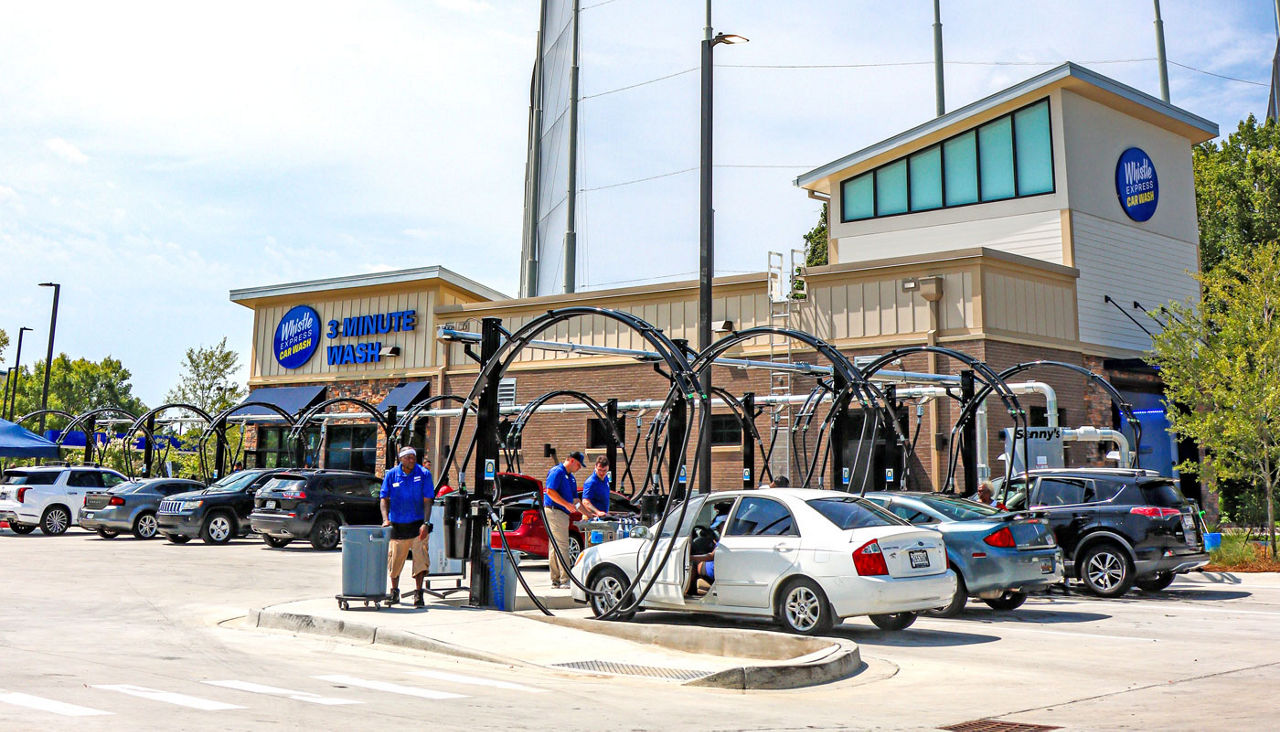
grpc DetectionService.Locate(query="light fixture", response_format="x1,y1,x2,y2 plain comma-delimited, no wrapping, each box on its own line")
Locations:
713,33,749,45
712,320,735,333
379,345,402,358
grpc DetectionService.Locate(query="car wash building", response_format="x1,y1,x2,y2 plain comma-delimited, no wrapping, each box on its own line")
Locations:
229,63,1215,503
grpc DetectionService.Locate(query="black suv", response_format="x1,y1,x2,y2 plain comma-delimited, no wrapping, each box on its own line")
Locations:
249,470,383,550
996,468,1208,597
158,469,286,545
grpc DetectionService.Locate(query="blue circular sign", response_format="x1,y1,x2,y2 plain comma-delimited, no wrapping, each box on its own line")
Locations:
274,305,321,369
1115,147,1158,222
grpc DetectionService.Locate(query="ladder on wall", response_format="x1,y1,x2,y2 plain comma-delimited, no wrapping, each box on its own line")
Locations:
766,250,807,482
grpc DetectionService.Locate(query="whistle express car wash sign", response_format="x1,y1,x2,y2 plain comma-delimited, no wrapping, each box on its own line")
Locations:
274,305,321,369
1115,147,1158,222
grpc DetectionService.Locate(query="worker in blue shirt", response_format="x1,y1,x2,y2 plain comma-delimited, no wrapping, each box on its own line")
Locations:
380,446,435,607
543,451,584,588
579,456,610,518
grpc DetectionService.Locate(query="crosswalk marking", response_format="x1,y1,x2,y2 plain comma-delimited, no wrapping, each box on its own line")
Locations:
0,689,112,717
203,680,361,706
92,684,244,711
408,669,546,693
313,675,466,701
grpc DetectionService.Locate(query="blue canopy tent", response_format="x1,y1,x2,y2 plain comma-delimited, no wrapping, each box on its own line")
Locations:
0,417,62,459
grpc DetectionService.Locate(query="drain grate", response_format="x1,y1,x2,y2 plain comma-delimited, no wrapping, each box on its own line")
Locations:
941,721,1060,732
551,660,712,681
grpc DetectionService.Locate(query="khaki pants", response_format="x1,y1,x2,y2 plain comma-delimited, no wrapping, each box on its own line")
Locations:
545,509,571,585
389,535,429,581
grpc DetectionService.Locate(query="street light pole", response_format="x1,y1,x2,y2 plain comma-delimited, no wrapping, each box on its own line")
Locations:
6,326,32,421
37,283,60,435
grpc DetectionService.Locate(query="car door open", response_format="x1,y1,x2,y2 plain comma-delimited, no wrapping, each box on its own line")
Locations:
713,497,801,608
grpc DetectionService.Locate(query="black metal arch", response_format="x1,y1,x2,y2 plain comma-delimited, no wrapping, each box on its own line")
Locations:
15,409,76,428
288,397,395,473
708,386,775,484
391,394,471,444
195,401,303,477
123,403,221,482
56,407,140,445
502,389,636,495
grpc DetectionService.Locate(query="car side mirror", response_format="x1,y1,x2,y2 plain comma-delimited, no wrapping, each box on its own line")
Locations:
630,526,652,540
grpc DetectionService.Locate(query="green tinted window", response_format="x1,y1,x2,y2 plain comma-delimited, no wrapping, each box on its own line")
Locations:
943,131,979,206
909,146,943,211
978,117,1015,201
1014,101,1053,195
875,160,908,216
841,173,874,221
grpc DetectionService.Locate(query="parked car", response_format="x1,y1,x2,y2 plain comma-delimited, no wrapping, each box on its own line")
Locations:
0,465,129,535
994,468,1209,597
249,470,384,550
79,478,206,539
489,472,640,563
157,468,285,545
572,488,956,634
863,491,1063,615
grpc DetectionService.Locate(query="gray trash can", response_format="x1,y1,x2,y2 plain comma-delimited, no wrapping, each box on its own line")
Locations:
487,547,520,611
340,525,390,600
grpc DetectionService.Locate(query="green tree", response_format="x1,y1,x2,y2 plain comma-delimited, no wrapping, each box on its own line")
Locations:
803,203,829,268
164,337,246,415
1149,242,1280,557
1193,116,1280,272
0,328,9,367
9,355,148,429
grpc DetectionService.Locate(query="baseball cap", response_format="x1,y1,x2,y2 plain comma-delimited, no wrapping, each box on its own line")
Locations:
568,451,586,464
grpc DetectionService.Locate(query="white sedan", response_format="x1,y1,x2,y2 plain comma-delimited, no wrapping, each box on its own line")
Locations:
570,488,956,634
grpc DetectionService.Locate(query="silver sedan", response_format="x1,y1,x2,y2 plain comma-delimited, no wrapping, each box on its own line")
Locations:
78,479,205,539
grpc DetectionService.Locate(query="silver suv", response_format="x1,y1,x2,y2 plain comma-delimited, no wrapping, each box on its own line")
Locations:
0,465,129,535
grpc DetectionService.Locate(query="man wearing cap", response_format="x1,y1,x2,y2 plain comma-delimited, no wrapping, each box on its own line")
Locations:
543,451,583,588
381,446,435,607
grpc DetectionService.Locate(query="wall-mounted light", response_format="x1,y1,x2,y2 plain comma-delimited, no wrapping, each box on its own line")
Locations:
379,345,401,358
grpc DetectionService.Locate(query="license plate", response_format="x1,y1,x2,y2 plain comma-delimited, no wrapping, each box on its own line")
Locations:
1041,559,1054,574
82,512,94,519
909,549,930,568
265,500,277,509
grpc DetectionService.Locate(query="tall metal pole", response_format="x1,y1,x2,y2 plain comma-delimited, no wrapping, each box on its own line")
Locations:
520,0,550,298
932,0,945,116
698,0,714,496
37,283,60,435
3,326,26,421
1153,0,1171,103
1270,0,1280,123
563,0,581,294
1,368,10,420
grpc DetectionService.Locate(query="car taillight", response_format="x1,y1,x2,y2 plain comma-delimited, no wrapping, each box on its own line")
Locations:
521,510,539,526
852,539,889,576
1130,506,1181,518
109,496,125,506
984,527,1016,548
16,487,30,504
282,491,307,500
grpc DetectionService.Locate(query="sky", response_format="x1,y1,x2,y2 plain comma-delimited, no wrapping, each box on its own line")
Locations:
0,0,1275,405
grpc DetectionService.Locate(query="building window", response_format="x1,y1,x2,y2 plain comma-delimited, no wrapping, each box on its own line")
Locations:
497,378,517,407
709,414,742,446
253,426,319,469
839,98,1053,222
325,425,378,474
586,418,626,449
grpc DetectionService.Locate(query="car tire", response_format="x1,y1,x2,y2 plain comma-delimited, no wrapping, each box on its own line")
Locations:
8,522,37,535
869,612,918,632
310,515,341,551
1136,571,1176,592
983,591,1028,611
39,505,71,536
96,528,119,539
201,513,235,545
1079,543,1134,598
926,571,968,618
263,534,292,548
567,534,583,565
776,577,835,635
588,565,636,621
164,533,192,544
132,512,159,540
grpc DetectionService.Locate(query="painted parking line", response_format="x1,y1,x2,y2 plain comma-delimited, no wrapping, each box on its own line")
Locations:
0,689,112,717
203,680,361,706
409,669,547,693
92,684,244,711
313,675,466,701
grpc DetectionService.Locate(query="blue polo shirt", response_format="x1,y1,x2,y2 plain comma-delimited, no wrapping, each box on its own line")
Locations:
543,463,578,515
380,464,435,523
580,472,610,513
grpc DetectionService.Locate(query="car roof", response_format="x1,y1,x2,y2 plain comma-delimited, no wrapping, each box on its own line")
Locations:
4,464,117,472
699,487,867,501
1009,468,1161,478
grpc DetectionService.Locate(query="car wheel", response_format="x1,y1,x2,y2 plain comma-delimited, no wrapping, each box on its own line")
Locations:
776,577,835,635
96,527,119,539
310,516,341,551
1079,543,1134,598
567,534,583,565
7,522,37,535
983,591,1028,611
132,512,159,540
588,566,636,621
869,612,918,632
926,571,967,618
39,506,71,536
201,513,235,545
1136,571,1176,592
263,534,292,548
164,533,192,544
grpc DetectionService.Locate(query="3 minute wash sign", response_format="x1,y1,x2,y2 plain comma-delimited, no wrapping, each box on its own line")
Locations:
1115,147,1158,222
274,305,321,369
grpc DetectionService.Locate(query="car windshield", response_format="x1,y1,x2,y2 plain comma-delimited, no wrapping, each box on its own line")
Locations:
205,471,262,493
108,482,149,495
1,471,59,485
807,496,907,529
921,495,1003,521
260,477,308,494
1140,480,1186,508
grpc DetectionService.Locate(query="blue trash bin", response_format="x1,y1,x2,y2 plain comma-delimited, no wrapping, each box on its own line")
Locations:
341,525,390,599
487,547,520,611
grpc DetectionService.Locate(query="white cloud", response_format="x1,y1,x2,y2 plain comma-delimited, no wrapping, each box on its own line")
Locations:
44,137,88,164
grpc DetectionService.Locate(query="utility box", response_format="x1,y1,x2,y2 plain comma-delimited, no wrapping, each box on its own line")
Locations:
486,547,519,611
1002,427,1066,473
427,504,464,575
441,491,472,560
339,525,390,599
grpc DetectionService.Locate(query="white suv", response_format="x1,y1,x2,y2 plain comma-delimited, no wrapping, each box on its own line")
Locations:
0,466,129,535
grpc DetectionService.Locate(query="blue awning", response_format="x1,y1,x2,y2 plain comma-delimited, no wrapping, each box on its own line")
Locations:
0,418,61,459
378,381,432,414
230,385,327,420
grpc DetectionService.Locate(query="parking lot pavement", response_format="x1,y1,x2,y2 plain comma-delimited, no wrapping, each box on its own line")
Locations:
2,526,1277,730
